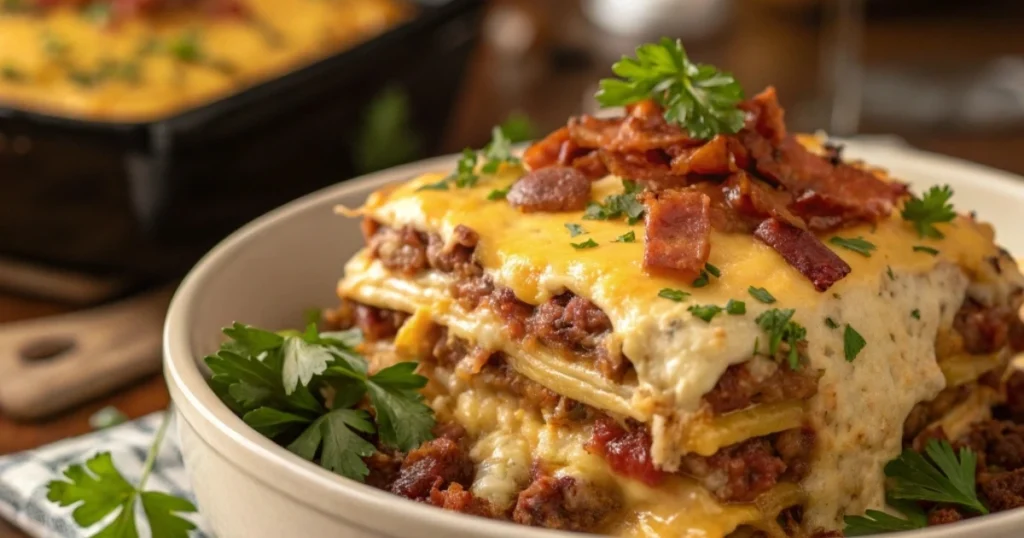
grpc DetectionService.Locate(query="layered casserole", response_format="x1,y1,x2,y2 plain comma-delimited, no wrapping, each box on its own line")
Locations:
327,86,1024,536
0,0,410,121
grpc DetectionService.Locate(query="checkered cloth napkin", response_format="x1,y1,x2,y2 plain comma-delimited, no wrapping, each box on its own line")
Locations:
0,412,212,538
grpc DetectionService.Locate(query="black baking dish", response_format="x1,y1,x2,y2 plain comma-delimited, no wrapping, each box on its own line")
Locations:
0,0,484,291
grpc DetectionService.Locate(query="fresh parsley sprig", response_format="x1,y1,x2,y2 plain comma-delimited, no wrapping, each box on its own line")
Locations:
843,440,989,535
419,126,523,192
205,322,435,482
754,308,806,370
595,37,745,140
901,185,956,239
46,413,197,538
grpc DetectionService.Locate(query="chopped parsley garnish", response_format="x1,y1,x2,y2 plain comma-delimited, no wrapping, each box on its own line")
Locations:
911,309,921,320
564,223,587,237
571,238,599,249
748,286,776,304
0,63,23,82
613,231,636,243
416,178,450,191
205,322,434,481
658,288,690,302
486,188,508,200
901,185,956,239
829,236,876,257
824,317,838,329
497,111,535,143
480,125,521,174
167,30,203,63
754,309,806,370
46,414,197,538
886,266,895,281
688,304,722,322
843,324,866,362
725,299,746,315
595,37,744,139
583,179,645,224
449,148,479,188
913,245,939,256
42,32,70,59
847,439,989,533
691,263,719,288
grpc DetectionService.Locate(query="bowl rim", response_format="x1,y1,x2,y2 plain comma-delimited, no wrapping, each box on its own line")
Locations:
164,144,1024,538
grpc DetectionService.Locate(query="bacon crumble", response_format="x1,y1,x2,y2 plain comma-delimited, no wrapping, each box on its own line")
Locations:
522,85,909,292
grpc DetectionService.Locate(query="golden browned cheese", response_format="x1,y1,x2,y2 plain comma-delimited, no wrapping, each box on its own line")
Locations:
0,0,410,121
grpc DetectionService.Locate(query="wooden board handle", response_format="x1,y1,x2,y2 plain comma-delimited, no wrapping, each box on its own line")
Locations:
0,286,175,420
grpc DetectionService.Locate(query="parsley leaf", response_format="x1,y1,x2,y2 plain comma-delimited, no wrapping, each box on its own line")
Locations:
481,125,521,174
726,299,745,315
843,324,866,362
355,87,421,174
288,408,377,481
207,321,436,481
829,236,876,257
583,179,645,223
571,238,599,249
901,185,956,239
755,309,806,370
692,264,719,288
595,37,745,139
911,309,921,320
688,304,723,322
46,415,197,538
613,231,636,243
825,317,839,329
1,63,24,82
564,223,587,237
498,111,535,143
449,148,479,188
913,245,939,256
886,266,895,281
885,439,988,515
417,178,450,191
486,188,508,200
748,286,776,304
658,288,690,302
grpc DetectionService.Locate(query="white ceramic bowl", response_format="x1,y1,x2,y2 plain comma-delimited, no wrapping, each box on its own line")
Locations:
164,145,1024,538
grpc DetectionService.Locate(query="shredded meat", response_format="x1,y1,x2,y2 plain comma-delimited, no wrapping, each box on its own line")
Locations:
328,300,408,342
450,274,494,310
958,420,1024,472
512,475,619,531
642,189,712,280
507,167,592,212
679,429,813,503
428,483,501,518
980,468,1024,511
927,506,966,526
953,299,1014,355
389,437,473,500
753,218,851,291
702,356,820,414
367,225,430,276
426,224,480,276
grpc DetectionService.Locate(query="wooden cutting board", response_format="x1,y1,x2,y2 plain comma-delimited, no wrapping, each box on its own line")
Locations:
0,286,174,420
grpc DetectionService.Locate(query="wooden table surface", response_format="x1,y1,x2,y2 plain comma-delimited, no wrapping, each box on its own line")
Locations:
2,1,1024,536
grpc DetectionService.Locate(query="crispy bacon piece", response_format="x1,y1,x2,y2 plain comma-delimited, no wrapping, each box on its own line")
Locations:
667,134,734,176
723,172,803,229
507,167,591,212
754,218,851,291
642,190,712,280
740,90,907,229
601,150,684,190
522,127,607,179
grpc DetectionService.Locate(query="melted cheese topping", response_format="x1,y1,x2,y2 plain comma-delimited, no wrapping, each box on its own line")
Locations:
0,0,409,121
341,159,1022,533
